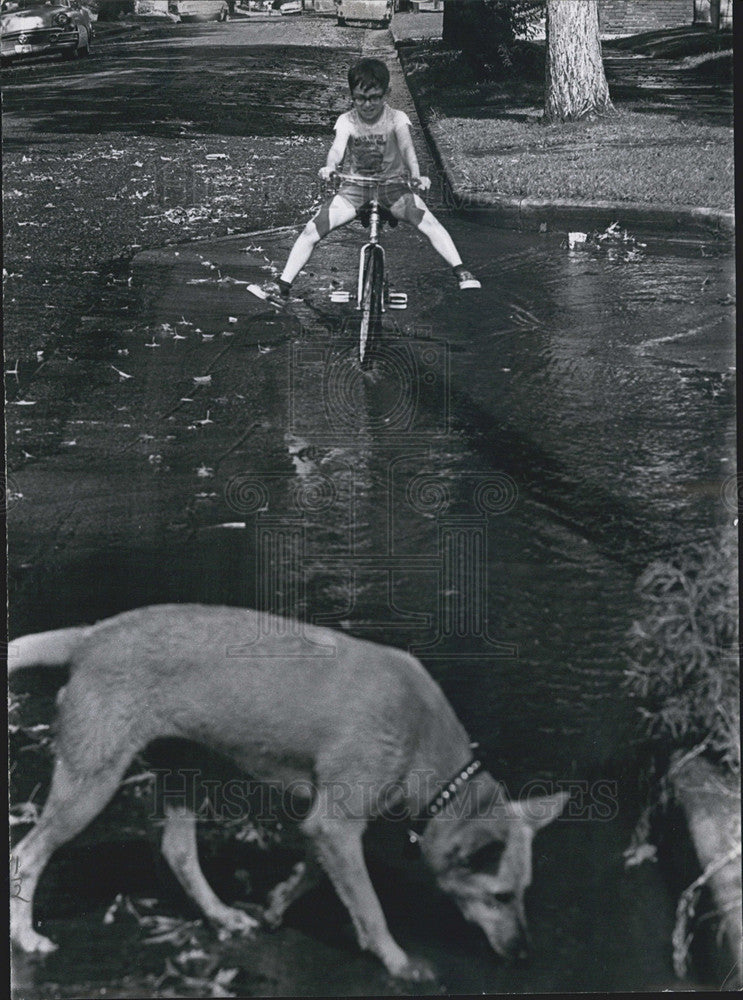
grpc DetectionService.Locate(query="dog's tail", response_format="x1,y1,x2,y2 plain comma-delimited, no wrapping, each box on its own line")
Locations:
8,627,88,673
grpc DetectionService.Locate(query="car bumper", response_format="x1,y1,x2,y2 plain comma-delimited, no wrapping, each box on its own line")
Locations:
1,27,78,56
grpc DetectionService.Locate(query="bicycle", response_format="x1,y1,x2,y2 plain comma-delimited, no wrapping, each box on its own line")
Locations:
329,172,416,366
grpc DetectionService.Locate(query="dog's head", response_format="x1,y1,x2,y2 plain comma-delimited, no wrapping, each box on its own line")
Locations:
424,785,568,961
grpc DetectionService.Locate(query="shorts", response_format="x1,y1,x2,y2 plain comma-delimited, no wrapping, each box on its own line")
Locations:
313,178,426,238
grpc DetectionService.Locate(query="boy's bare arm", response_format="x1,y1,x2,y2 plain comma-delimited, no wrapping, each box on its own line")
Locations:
396,123,430,190
319,133,349,180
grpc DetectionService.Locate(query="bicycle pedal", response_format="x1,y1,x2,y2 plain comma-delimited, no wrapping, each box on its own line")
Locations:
388,291,408,310
330,290,351,303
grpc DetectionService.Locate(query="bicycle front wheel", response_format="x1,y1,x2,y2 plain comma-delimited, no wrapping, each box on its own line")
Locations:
359,246,384,367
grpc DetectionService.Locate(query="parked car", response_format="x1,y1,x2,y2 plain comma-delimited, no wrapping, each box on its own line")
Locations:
175,0,228,20
271,0,301,14
1,0,94,61
235,0,281,16
132,0,179,17
335,0,391,28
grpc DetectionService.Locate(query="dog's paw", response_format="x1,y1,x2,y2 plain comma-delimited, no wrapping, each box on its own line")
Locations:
392,956,437,982
12,928,59,955
212,906,260,939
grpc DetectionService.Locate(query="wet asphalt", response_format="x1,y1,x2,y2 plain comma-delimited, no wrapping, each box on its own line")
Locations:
5,15,736,999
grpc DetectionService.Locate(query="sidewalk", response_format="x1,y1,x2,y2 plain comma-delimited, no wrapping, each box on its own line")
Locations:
390,20,734,235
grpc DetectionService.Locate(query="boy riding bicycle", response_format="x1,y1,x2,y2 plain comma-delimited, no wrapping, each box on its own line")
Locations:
276,57,481,299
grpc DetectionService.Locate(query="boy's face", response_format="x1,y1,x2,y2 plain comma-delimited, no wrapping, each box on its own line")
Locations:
351,85,388,124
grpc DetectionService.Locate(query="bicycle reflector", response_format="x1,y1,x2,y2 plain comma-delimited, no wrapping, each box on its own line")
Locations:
388,291,407,310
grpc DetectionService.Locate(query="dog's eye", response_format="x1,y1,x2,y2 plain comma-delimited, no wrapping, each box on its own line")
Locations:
492,891,515,905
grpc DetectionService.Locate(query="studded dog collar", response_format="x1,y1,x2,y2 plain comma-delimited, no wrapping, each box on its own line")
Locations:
406,758,483,850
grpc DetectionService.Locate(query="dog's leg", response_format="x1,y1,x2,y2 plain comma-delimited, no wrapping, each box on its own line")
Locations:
301,794,435,981
11,756,127,953
263,855,323,929
161,805,259,937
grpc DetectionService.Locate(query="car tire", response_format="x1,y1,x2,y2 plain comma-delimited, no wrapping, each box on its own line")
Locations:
62,26,88,59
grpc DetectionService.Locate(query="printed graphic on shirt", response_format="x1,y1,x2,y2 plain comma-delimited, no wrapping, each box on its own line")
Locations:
348,132,386,175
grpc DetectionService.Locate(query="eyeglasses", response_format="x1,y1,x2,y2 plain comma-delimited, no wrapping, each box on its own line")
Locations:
353,93,384,105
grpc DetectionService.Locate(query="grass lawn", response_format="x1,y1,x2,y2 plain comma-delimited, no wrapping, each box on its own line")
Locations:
429,109,732,207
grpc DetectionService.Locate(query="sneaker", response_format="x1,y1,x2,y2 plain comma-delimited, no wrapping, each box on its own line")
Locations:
456,269,481,290
247,282,290,308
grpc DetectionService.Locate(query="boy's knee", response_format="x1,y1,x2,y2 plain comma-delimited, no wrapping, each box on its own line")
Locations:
304,220,322,243
416,211,439,233
312,200,339,240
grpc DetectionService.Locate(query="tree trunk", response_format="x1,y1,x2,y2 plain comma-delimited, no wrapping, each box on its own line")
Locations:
544,0,613,122
693,0,712,24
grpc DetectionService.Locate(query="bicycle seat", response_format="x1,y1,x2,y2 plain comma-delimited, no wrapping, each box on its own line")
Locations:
357,204,398,229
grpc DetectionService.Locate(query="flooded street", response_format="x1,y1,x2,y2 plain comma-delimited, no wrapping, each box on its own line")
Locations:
6,17,735,998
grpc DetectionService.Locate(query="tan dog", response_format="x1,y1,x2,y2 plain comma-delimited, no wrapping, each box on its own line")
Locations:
9,605,567,980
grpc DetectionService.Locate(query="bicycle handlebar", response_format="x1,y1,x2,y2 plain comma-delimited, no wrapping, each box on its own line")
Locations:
329,171,421,188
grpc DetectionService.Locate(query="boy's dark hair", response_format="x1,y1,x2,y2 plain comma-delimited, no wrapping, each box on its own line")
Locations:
348,58,390,93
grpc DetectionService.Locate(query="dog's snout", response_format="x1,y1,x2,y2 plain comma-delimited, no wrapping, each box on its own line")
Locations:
498,922,531,965
502,935,530,966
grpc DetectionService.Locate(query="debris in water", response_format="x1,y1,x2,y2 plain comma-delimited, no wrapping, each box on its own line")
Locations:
623,842,657,867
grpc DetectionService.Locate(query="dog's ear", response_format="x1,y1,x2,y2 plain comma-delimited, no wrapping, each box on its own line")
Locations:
506,791,569,832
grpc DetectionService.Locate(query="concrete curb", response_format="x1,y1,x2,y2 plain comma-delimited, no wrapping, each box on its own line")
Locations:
433,152,735,236
395,44,734,237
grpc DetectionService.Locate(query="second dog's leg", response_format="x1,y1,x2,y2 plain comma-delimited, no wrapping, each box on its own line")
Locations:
263,855,323,929
302,797,434,981
11,757,128,953
161,805,259,937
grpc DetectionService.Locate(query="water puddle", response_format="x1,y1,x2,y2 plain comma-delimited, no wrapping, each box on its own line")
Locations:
9,213,734,996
